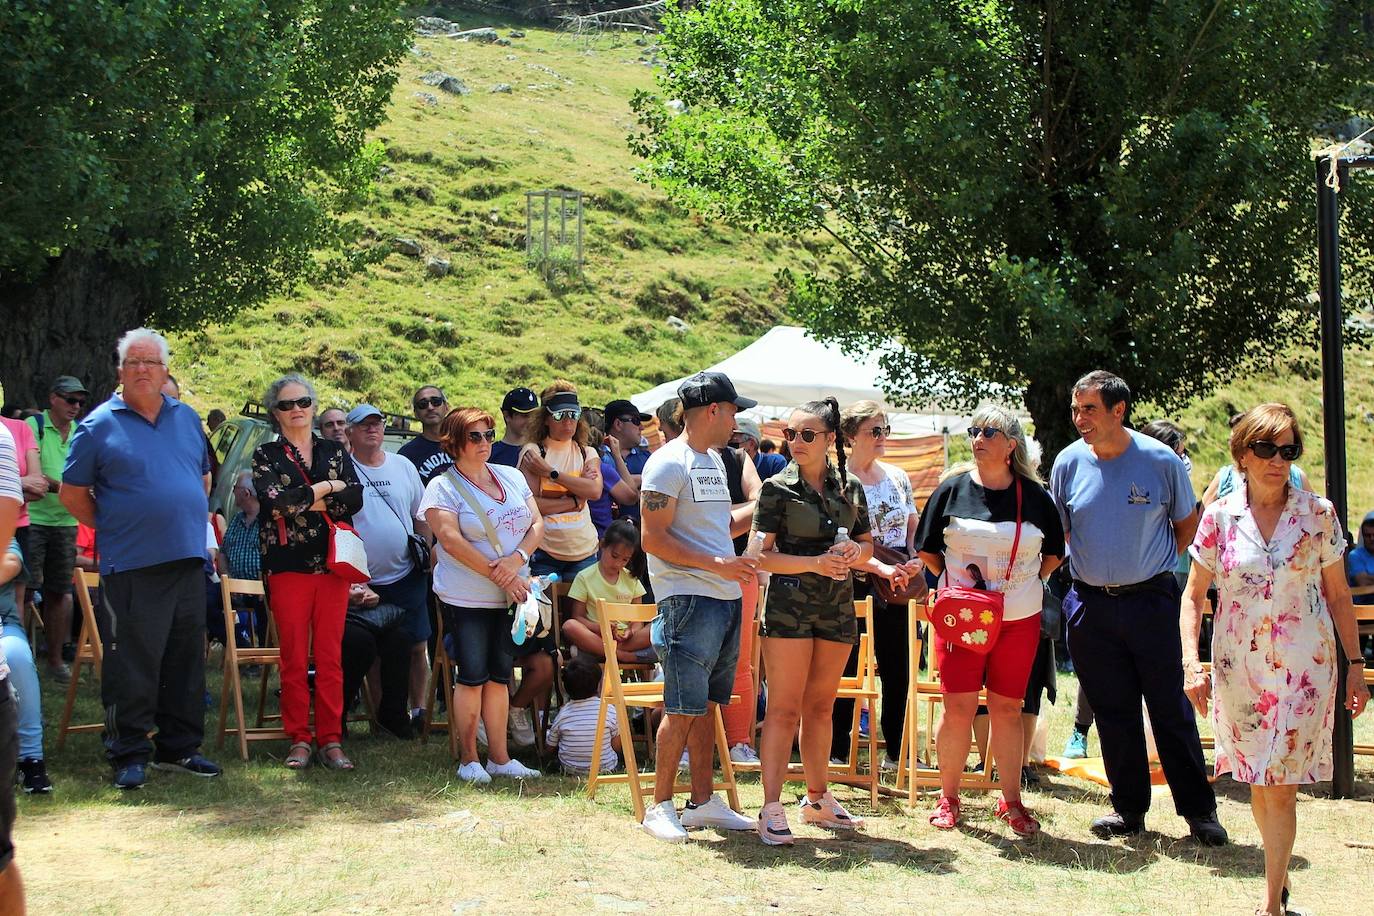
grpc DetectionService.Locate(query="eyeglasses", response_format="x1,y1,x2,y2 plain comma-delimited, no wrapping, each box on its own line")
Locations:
1248,440,1302,462
465,429,497,444
864,425,891,439
61,396,86,407
414,396,446,410
550,408,581,422
617,416,642,426
274,397,313,412
782,428,823,443
967,426,1005,440
122,359,164,371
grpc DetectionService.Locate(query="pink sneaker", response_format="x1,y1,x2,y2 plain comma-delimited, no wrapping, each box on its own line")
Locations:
799,790,864,830
757,801,795,846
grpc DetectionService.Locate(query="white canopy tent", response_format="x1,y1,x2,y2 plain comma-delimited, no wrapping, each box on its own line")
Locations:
631,325,1020,437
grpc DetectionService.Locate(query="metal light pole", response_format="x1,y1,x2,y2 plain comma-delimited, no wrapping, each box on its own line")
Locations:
1315,153,1374,799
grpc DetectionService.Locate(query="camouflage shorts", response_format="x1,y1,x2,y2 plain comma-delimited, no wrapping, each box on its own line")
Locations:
762,573,857,645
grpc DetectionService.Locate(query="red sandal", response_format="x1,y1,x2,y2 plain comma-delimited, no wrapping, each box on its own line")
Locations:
995,797,1040,837
928,795,960,830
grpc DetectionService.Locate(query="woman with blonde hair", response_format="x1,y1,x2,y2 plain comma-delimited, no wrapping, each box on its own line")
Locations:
518,380,601,580
915,405,1064,836
1182,404,1368,916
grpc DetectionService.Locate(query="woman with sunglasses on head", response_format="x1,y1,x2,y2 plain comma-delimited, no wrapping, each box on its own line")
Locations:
421,407,545,784
251,374,362,770
1182,404,1369,916
914,406,1064,837
752,397,874,844
830,401,925,772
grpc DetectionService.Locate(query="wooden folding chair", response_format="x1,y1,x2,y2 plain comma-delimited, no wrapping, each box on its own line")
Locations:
216,576,289,758
895,597,998,802
828,596,881,806
586,600,741,823
22,600,44,654
422,609,459,760
56,568,105,748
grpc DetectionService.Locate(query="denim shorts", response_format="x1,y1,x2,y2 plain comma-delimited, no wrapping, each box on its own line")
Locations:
373,566,431,644
439,602,515,687
651,594,741,716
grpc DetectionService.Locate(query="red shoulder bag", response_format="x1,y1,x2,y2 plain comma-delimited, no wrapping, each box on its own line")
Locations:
925,478,1021,656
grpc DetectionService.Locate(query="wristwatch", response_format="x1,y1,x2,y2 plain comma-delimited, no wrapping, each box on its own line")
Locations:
514,547,530,564
549,469,560,481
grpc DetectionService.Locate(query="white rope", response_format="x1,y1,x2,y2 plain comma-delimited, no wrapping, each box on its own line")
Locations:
1317,123,1374,192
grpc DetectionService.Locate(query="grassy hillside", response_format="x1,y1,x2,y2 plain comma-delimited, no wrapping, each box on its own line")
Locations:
172,11,1374,513
172,13,819,419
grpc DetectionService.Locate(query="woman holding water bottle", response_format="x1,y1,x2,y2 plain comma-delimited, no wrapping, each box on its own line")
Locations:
750,397,876,845
420,406,546,785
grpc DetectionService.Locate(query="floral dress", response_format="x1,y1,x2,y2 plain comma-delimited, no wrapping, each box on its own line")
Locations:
1189,480,1347,784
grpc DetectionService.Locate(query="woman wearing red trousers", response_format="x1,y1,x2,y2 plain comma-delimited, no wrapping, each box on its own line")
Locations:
252,374,363,770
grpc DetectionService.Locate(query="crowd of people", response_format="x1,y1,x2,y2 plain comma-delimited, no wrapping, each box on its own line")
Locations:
0,329,1370,916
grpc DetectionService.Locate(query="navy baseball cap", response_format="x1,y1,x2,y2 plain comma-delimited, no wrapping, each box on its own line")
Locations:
677,372,757,411
501,387,539,413
604,399,651,423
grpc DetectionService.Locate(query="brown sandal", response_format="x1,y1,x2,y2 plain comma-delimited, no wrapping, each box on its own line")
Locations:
316,742,354,771
284,742,312,770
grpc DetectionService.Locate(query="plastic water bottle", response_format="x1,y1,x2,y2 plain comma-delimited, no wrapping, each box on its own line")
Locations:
512,572,559,645
744,530,770,587
828,527,852,581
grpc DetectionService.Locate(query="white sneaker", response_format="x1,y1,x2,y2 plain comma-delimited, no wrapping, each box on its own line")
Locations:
457,761,491,785
642,800,688,843
485,758,541,779
680,794,755,831
508,706,536,749
729,743,760,764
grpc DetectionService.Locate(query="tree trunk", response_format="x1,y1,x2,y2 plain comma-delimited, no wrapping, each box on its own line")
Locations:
1024,375,1078,473
0,250,148,409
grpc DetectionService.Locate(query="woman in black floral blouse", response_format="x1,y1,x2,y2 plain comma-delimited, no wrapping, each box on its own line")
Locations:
252,374,362,770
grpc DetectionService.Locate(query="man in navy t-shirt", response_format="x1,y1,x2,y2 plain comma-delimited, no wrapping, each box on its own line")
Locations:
1050,370,1224,846
603,399,651,525
398,384,452,486
730,417,786,481
490,387,538,468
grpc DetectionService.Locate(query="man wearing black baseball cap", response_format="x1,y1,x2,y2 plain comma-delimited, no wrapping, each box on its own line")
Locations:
602,398,652,525
491,387,538,467
637,371,758,842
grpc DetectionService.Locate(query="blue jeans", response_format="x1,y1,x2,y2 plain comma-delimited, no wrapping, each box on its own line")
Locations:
651,594,741,716
1,621,44,759
529,549,597,581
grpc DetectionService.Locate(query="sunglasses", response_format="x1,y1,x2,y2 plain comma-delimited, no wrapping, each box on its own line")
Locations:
617,416,642,426
782,427,824,443
864,425,891,439
550,408,581,422
1248,440,1302,462
465,429,497,444
414,396,446,410
967,426,1005,440
61,396,86,407
274,396,313,412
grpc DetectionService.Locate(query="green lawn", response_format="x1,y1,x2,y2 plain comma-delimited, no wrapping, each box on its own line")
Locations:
16,641,1373,915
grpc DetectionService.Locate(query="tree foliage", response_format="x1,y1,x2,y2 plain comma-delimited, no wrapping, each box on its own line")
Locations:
631,1,1374,458
0,0,409,400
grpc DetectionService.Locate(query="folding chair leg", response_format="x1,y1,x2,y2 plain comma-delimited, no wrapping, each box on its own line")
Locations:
232,661,250,761
216,653,231,748
587,695,611,800
713,706,742,814
55,657,84,751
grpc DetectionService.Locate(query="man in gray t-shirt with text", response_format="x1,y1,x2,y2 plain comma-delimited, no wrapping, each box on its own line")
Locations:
637,372,759,843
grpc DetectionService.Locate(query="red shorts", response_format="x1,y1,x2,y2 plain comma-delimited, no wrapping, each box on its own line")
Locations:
934,612,1041,698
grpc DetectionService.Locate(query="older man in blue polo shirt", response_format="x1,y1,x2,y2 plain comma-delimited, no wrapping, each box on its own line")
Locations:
60,328,221,789
1051,371,1225,846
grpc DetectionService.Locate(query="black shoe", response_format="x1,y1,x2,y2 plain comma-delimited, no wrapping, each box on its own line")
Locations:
1090,810,1146,839
151,753,222,778
18,758,52,794
61,641,76,663
1185,810,1229,847
1020,766,1041,788
113,762,147,790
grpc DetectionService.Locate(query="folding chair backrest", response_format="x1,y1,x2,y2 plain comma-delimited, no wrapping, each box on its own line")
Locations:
72,568,103,661
219,576,267,650
837,596,876,691
595,600,660,699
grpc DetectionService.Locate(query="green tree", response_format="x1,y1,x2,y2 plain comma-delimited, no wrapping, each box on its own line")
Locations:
631,1,1374,460
0,0,409,403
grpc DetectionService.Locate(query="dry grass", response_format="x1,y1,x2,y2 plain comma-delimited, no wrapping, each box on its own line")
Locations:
15,649,1374,915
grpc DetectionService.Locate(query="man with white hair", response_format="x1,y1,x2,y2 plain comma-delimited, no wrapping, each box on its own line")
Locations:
60,328,221,789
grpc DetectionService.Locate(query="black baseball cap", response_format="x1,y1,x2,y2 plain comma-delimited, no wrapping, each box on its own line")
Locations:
501,387,539,413
604,399,651,424
677,371,757,411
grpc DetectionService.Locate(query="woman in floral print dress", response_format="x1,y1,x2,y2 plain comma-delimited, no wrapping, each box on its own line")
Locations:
1182,403,1369,916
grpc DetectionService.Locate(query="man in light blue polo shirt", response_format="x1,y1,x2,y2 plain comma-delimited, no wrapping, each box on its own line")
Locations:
60,328,221,789
1051,371,1225,846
